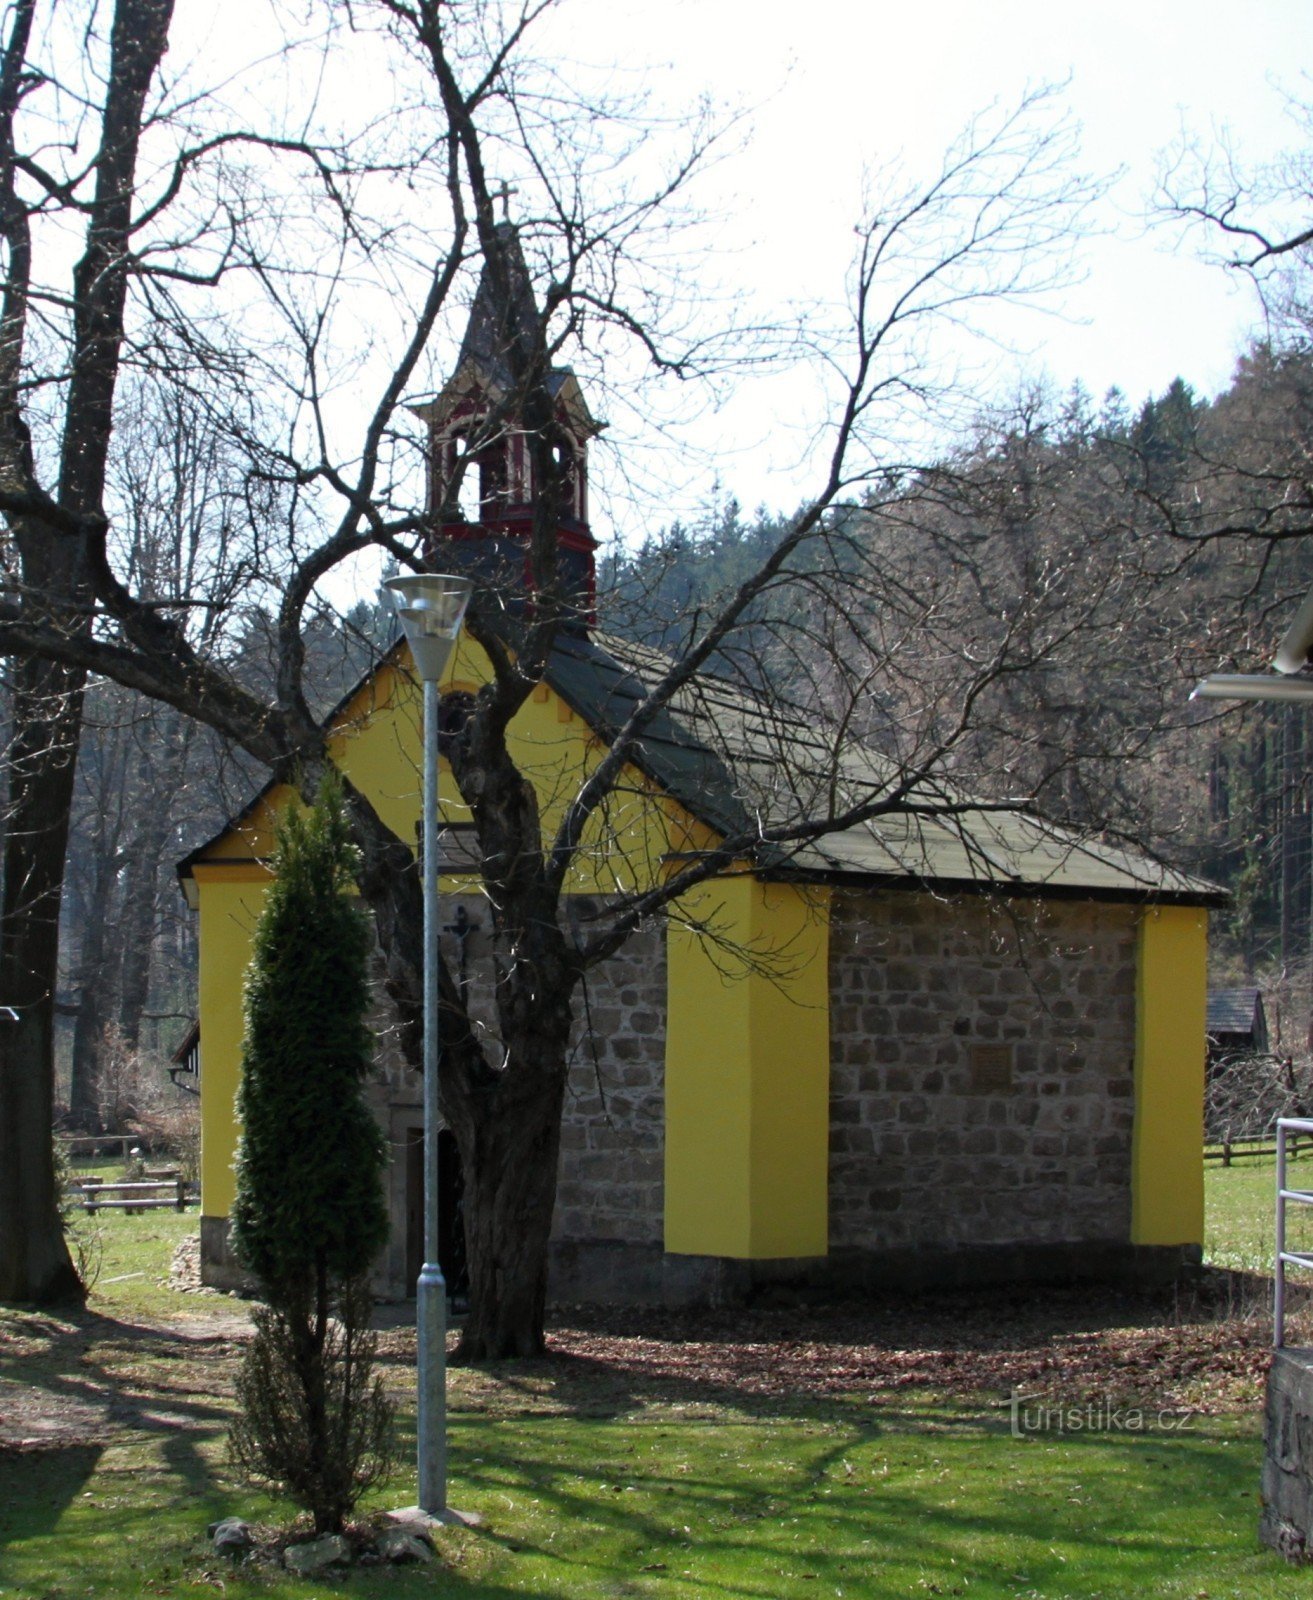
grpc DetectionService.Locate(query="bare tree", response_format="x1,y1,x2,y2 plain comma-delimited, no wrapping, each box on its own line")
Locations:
0,0,174,1303
62,382,259,1115
1159,96,1313,298
64,682,135,1129
1154,104,1313,985
0,0,1099,1352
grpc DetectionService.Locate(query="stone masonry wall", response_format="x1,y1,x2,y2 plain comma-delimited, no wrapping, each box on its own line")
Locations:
1263,1347,1313,1562
553,911,667,1246
366,895,668,1269
828,890,1139,1255
348,884,1143,1302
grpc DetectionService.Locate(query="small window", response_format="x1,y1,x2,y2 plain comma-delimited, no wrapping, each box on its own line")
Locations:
441,435,481,522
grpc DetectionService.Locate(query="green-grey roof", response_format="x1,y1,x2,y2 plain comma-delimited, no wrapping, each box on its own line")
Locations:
546,631,1221,905
1206,987,1266,1037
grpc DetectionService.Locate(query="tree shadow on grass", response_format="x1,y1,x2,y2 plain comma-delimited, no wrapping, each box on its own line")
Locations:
366,1269,1276,1596
0,1305,238,1510
371,1275,1277,1432
436,1408,1266,1599
0,1282,1282,1598
0,1442,102,1554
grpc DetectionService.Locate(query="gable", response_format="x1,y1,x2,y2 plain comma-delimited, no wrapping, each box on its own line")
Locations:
181,635,717,901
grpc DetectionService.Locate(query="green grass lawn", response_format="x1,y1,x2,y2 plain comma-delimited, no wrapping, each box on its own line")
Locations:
0,1395,1289,1600
1205,1144,1313,1275
0,1191,1307,1598
63,1192,199,1322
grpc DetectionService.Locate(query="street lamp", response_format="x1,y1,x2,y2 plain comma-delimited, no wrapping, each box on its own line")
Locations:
1192,580,1313,704
384,572,474,1524
1191,674,1313,704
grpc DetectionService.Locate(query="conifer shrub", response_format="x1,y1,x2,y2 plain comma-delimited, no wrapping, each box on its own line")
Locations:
229,1282,393,1534
227,778,393,1533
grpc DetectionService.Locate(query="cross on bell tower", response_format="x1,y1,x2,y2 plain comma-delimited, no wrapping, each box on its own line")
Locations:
490,178,517,221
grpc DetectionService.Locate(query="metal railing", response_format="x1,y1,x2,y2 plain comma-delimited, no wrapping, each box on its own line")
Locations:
1276,1117,1313,1348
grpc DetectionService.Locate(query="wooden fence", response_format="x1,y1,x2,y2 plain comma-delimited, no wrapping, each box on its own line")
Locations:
1206,1133,1313,1167
58,1134,146,1161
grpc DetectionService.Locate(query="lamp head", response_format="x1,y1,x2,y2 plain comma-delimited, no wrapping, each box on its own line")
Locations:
384,573,473,682
1191,672,1313,705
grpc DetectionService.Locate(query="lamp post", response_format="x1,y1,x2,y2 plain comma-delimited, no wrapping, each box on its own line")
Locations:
384,572,473,1523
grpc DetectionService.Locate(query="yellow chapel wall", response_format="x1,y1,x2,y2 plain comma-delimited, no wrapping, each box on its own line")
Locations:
664,876,831,1260
195,868,270,1221
1131,905,1207,1247
320,638,716,895
190,635,718,1221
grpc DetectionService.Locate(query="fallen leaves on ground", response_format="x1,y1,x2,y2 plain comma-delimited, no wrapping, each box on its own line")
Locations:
378,1275,1289,1420
3,1268,1297,1448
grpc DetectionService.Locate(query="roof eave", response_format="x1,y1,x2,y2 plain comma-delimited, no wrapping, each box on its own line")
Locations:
755,859,1228,909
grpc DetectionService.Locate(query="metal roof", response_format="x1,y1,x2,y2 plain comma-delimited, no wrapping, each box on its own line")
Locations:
456,221,539,392
547,631,1221,904
409,222,597,438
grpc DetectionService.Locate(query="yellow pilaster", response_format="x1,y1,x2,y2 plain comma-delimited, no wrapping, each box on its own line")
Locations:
195,868,269,1219
1132,904,1207,1246
664,877,830,1259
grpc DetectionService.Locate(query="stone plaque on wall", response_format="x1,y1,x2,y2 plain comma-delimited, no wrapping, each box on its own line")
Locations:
970,1043,1014,1094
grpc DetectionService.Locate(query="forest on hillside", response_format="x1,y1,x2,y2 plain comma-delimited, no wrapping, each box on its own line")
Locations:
602,346,1313,1002
50,334,1313,1130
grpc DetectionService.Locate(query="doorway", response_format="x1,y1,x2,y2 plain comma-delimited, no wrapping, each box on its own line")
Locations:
404,1127,469,1302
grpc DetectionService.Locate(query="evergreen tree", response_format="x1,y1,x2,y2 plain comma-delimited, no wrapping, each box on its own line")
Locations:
1098,385,1132,438
230,782,386,1289
1131,376,1201,493
228,778,392,1532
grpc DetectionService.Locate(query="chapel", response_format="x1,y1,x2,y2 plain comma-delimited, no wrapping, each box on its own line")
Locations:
180,223,1217,1304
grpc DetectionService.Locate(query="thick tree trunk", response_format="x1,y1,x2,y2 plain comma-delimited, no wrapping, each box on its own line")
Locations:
441,883,578,1361
452,1051,569,1360
0,657,85,1304
0,1010,81,1303
347,772,572,1356
0,0,173,1304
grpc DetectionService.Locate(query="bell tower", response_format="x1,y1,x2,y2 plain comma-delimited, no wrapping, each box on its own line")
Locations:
413,219,602,628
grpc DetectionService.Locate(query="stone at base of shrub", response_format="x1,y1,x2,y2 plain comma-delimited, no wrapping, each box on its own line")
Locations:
377,1527,435,1563
284,1533,351,1574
